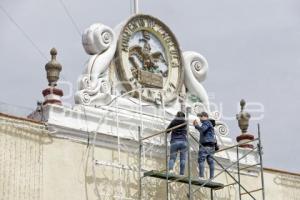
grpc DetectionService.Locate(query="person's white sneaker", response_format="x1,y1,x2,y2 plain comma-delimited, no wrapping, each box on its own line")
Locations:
169,170,174,174
198,177,206,181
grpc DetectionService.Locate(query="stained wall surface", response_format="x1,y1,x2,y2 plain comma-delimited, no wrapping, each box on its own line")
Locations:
0,113,299,200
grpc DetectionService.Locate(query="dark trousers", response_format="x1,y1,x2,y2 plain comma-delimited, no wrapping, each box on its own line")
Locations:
198,146,215,179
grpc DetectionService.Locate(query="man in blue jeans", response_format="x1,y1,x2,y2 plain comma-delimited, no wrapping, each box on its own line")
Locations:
193,111,217,180
167,111,187,175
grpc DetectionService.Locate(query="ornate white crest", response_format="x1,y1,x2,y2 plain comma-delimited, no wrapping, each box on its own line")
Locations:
115,14,184,104
74,15,214,116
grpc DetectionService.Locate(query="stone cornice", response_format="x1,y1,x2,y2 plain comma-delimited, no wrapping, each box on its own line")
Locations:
28,103,261,175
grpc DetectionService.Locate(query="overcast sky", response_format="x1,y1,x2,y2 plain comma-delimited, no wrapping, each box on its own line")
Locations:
0,0,299,173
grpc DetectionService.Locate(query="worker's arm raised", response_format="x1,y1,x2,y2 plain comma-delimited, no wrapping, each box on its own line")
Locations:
194,121,210,133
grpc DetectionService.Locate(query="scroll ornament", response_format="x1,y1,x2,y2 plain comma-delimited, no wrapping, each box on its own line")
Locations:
75,23,117,105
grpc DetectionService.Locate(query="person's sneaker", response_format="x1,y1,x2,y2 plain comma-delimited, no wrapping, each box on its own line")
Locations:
169,170,174,174
198,177,206,181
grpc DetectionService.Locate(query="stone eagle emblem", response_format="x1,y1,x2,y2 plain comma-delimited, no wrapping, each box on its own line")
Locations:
129,31,167,77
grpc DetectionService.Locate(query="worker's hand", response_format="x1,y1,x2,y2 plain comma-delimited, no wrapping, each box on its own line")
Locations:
193,120,198,126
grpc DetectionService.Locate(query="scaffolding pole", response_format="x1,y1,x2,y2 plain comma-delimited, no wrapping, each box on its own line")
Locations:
138,126,142,200
189,130,258,199
258,123,266,200
237,145,242,200
186,107,192,200
165,121,169,200
138,126,264,200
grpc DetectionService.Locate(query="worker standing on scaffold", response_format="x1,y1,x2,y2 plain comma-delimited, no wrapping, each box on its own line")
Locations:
167,111,187,175
193,111,218,180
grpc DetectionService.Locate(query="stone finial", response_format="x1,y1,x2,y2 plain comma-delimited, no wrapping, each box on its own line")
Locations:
236,99,251,134
236,99,254,148
42,48,63,106
45,48,62,87
240,99,246,112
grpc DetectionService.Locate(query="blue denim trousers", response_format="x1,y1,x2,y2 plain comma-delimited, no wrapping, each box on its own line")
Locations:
168,140,187,175
198,146,215,179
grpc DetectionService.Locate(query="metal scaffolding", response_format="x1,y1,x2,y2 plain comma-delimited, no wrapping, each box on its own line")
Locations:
90,88,265,200
138,107,266,200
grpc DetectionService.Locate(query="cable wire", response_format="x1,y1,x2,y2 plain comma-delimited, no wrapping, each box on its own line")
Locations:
0,4,70,83
0,4,47,60
58,0,81,37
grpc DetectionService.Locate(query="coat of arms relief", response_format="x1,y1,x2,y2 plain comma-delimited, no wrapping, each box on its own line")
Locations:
74,14,228,136
129,30,167,75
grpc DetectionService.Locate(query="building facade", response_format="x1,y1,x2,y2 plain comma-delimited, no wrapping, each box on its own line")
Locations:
1,11,300,200
1,110,300,200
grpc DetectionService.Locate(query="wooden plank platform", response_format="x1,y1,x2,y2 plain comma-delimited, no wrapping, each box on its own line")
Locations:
144,170,224,190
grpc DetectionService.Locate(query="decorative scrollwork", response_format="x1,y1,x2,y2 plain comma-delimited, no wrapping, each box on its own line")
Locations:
82,92,91,105
211,111,221,120
216,123,229,136
99,80,110,93
75,23,118,106
101,31,112,44
183,51,210,112
192,60,203,72
82,23,114,55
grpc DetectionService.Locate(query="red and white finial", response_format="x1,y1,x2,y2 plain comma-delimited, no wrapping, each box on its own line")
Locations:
236,99,254,148
42,48,63,105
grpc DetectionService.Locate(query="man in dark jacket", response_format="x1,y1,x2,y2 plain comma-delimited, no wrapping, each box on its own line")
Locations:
193,111,217,180
167,111,187,175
